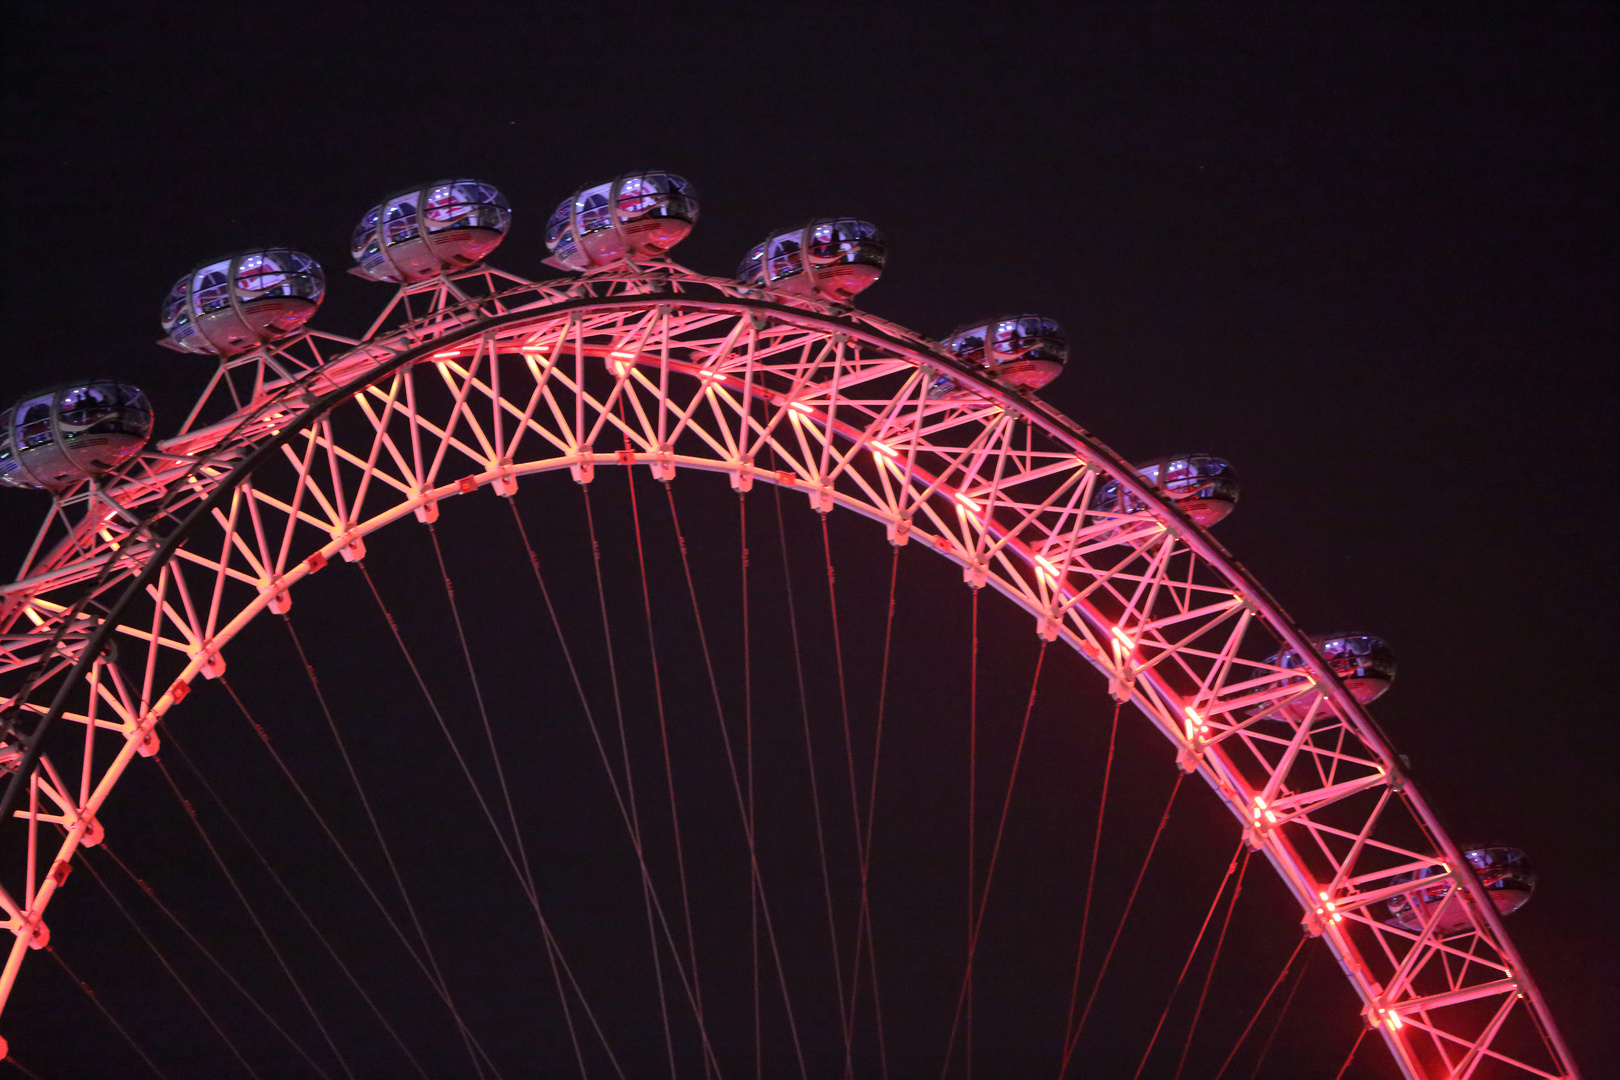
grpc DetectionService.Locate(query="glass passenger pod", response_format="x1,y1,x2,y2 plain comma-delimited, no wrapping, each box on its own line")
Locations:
935,315,1068,397
350,180,512,283
1383,844,1536,935
1264,633,1397,718
0,380,154,490
159,249,325,356
1091,453,1239,528
736,219,885,303
543,171,698,272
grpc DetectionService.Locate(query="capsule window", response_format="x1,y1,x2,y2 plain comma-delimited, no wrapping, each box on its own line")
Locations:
616,176,664,219
192,264,233,314
160,283,189,327
57,385,117,427
736,244,767,286
807,219,883,265
351,210,381,257
545,203,571,247
383,198,420,245
422,183,503,232
234,254,288,296
575,187,614,235
949,332,987,364
614,173,697,223
16,400,53,449
1160,460,1198,491
807,221,857,261
768,236,803,280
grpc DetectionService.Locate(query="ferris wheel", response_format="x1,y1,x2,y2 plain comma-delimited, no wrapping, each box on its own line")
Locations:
0,171,1582,1077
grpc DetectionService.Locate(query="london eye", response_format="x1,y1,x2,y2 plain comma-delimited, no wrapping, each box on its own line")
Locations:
0,171,1583,1078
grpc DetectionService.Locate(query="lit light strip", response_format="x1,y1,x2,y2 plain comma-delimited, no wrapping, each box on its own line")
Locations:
1253,795,1278,824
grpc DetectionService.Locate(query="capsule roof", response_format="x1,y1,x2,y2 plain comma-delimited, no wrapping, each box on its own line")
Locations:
159,248,325,356
544,171,698,272
351,180,511,283
737,218,885,303
0,380,153,490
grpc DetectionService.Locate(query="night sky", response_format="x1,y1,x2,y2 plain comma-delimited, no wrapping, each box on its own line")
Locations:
1,5,1614,1077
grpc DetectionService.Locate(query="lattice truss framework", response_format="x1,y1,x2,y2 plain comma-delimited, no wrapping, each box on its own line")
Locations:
0,264,1579,1079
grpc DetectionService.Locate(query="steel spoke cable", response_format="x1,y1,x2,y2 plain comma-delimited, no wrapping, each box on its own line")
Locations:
813,511,858,1075
150,754,346,1080
280,617,496,1080
1247,943,1313,1079
3,1054,45,1079
940,640,1048,1080
510,492,721,1079
359,555,597,1078
1060,772,1186,1075
1128,837,1246,1080
45,946,173,1080
1060,700,1122,1060
357,557,539,898
95,842,302,1072
1210,935,1308,1080
424,524,544,905
847,544,902,1080
504,494,691,1080
668,479,810,1079
769,476,841,1079
625,466,711,1075
740,493,762,1079
217,676,488,1059
1174,846,1252,1079
74,854,250,1078
506,498,636,823
161,728,435,1080
819,512,890,1075
791,530,852,1070
965,585,980,1078
581,484,682,1080
1331,1025,1369,1080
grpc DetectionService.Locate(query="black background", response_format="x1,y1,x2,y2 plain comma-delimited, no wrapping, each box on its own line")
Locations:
0,4,1614,1077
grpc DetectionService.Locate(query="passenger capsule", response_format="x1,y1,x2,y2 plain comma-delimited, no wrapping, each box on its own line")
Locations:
159,249,325,356
351,180,512,283
1091,454,1240,527
544,171,697,272
0,380,153,490
1384,844,1536,935
737,218,885,303
1264,633,1397,714
936,316,1069,394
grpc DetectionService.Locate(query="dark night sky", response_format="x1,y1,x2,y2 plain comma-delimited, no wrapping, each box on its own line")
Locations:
1,4,1615,1077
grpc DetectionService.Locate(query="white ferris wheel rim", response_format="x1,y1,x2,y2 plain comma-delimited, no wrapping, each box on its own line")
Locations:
0,262,1580,1079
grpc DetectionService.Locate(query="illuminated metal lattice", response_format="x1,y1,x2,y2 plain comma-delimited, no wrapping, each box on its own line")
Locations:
0,255,1581,1079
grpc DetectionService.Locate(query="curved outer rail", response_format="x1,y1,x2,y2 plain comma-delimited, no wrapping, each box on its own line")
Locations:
0,266,1580,1078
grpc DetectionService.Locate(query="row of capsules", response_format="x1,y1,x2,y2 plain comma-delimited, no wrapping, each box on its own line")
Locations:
0,174,1546,932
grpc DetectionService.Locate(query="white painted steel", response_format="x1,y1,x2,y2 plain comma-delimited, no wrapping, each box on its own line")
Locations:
0,262,1580,1078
